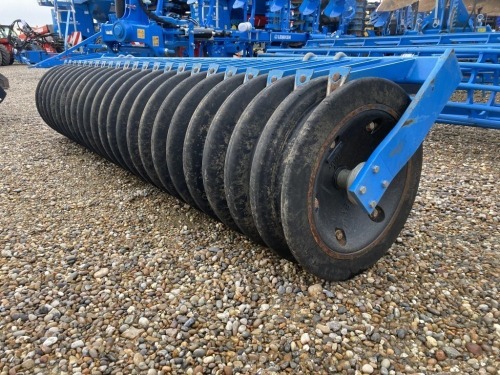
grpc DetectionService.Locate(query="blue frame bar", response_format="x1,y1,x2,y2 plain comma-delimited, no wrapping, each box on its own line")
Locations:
348,49,462,214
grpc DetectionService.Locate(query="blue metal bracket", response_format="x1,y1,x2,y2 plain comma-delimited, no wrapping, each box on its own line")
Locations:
207,64,220,75
267,70,285,86
326,66,350,94
245,68,261,83
348,49,462,214
224,66,238,78
191,63,203,75
294,69,314,88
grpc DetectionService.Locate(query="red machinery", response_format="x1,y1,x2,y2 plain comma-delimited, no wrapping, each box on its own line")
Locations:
1,20,64,65
0,25,15,66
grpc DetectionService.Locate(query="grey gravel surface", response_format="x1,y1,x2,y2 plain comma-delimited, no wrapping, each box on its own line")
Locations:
0,64,499,375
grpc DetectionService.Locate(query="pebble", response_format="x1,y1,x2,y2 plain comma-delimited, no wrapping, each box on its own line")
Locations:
301,333,310,344
466,342,483,356
442,346,461,358
22,359,35,370
71,340,84,349
381,359,391,369
435,350,446,361
0,69,497,375
361,364,374,374
192,348,206,358
308,284,323,297
138,317,150,327
121,327,144,339
133,352,144,366
42,337,58,347
203,356,215,364
93,268,109,278
426,336,438,347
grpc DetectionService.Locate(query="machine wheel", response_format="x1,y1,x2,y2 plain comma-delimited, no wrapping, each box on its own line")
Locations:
183,75,245,216
166,72,225,210
94,69,139,166
0,45,9,66
35,65,66,127
116,70,163,176
77,68,122,159
202,74,267,232
137,72,185,190
62,67,100,151
127,72,175,183
250,77,328,259
54,67,95,146
281,78,423,281
47,66,85,140
224,76,295,249
151,73,205,198
106,70,151,172
39,65,74,132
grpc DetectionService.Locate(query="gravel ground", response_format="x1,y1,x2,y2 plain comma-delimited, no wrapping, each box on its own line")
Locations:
0,64,498,375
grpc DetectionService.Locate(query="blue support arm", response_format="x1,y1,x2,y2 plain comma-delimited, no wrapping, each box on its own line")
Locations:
348,49,462,214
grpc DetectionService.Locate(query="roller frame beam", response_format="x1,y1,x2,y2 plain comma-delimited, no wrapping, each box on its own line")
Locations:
262,45,500,130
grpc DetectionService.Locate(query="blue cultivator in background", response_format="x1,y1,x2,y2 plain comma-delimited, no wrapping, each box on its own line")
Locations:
35,0,369,66
369,0,499,35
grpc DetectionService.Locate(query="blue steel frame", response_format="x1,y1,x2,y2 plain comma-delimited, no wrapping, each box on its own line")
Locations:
348,50,462,213
262,45,500,130
305,32,500,48
61,50,462,214
369,0,493,36
33,0,372,64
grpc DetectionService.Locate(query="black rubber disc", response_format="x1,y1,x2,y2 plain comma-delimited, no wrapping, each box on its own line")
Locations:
36,65,67,127
49,66,89,143
281,78,423,281
41,65,75,134
106,70,151,172
202,74,267,232
224,76,294,247
166,72,225,210
127,71,176,184
183,74,245,216
137,71,186,190
116,70,164,176
250,77,328,259
151,72,205,197
81,68,125,160
59,67,98,150
36,65,70,125
93,69,139,165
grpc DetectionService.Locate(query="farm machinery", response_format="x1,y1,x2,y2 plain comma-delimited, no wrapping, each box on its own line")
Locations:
33,0,499,280
35,0,370,67
0,25,15,66
0,20,65,65
370,0,500,35
0,73,8,103
34,0,500,67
